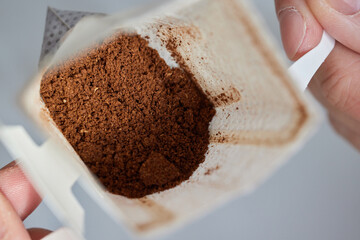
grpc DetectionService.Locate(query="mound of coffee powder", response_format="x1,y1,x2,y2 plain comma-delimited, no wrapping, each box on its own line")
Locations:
40,33,215,198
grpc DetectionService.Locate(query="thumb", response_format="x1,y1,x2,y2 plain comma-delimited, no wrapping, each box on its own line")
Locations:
275,0,324,60
306,0,360,53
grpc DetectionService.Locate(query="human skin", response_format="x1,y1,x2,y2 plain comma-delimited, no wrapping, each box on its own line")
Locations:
275,0,360,150
0,162,51,240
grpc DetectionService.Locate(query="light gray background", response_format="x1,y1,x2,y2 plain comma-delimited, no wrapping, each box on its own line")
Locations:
0,0,359,239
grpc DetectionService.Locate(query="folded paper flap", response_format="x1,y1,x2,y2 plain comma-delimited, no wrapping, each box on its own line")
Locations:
21,0,317,237
289,31,335,91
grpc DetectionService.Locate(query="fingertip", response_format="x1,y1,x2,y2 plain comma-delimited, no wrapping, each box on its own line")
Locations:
0,162,41,220
292,19,323,60
306,0,360,54
28,228,52,240
276,1,323,61
279,6,306,59
0,191,31,240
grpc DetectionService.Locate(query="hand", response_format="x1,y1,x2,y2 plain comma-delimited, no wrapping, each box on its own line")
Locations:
275,0,360,150
0,161,51,240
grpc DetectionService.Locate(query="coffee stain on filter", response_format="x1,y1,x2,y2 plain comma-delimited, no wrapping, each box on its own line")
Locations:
135,198,174,232
157,21,242,108
157,12,309,147
206,87,241,107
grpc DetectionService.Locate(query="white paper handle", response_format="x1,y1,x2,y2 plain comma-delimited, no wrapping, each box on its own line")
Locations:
288,31,335,91
0,124,85,237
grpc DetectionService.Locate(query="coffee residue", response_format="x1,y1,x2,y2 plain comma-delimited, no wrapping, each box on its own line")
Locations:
40,33,215,198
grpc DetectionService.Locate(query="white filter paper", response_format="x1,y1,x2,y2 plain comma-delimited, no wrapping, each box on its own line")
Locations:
18,0,317,237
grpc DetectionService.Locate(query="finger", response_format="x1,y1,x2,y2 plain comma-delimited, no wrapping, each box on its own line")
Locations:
329,113,360,150
41,228,80,240
310,75,360,135
328,107,360,136
306,0,360,54
0,161,41,220
308,42,360,121
275,0,323,60
0,191,31,240
28,228,52,240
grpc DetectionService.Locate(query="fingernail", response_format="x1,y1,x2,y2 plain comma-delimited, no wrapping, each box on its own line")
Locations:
327,0,360,15
278,7,306,59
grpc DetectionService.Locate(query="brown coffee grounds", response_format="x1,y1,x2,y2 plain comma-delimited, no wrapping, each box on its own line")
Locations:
140,152,180,186
40,33,215,198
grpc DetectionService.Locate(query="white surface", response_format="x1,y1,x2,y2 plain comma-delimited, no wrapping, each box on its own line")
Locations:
0,0,359,240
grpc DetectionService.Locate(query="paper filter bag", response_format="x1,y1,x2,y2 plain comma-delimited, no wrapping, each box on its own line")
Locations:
22,0,317,237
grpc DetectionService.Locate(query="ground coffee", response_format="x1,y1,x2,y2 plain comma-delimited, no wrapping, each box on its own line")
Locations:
40,33,215,198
